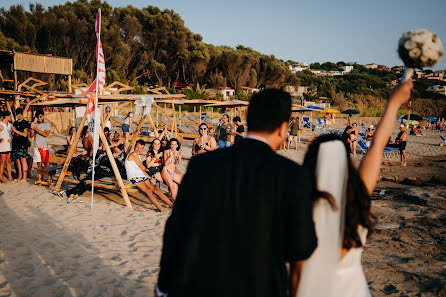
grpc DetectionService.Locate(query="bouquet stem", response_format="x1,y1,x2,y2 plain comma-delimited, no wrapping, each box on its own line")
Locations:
401,67,414,83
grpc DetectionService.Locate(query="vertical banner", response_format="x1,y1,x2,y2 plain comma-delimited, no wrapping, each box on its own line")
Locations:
84,9,106,209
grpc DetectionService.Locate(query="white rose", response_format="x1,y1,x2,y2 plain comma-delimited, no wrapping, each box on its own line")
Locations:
409,47,421,59
420,55,429,63
412,35,425,44
404,40,415,50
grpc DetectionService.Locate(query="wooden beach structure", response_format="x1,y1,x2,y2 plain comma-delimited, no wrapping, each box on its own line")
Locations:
0,50,73,92
0,74,185,208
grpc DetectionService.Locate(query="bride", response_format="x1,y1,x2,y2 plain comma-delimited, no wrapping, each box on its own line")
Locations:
293,80,413,297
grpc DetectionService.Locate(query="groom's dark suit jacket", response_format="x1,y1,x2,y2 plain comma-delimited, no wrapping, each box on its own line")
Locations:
158,138,317,297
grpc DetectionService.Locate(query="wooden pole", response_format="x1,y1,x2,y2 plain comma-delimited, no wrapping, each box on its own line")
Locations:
13,70,17,91
98,127,133,208
5,101,15,122
147,115,159,138
179,105,182,127
55,113,87,191
199,105,202,124
156,106,159,128
126,114,145,154
68,75,72,93
211,107,213,125
171,99,178,138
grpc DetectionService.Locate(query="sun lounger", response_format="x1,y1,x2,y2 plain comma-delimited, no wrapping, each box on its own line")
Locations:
357,136,399,158
361,123,368,133
439,135,446,144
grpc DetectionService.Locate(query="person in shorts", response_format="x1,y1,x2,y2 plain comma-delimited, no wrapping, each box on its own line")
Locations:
30,110,51,169
217,114,233,148
287,117,299,150
11,108,30,182
0,110,13,182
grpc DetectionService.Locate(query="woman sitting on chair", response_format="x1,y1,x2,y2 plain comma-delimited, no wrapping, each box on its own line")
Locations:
161,138,183,201
125,139,172,212
145,139,164,184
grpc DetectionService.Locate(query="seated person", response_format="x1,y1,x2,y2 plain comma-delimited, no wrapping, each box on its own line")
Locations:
63,149,126,198
126,140,172,212
75,126,93,157
145,139,164,184
161,138,183,201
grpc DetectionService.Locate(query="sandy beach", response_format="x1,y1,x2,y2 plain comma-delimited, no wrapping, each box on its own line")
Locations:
0,127,445,296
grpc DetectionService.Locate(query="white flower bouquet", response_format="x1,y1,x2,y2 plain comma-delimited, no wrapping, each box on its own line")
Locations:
398,29,443,82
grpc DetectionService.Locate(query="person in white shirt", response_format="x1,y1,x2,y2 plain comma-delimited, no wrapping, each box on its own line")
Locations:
0,110,13,182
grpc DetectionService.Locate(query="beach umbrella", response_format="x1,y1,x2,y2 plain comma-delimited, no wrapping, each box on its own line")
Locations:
406,120,419,125
306,105,324,110
425,116,436,121
341,109,360,115
402,114,423,121
320,108,340,114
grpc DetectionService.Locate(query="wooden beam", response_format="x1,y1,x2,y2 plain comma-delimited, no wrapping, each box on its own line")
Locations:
5,101,15,122
55,112,87,191
98,127,133,208
126,115,146,154
146,115,159,138
68,75,72,93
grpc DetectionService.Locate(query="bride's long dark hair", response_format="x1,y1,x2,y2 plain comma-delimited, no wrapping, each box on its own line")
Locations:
303,134,377,249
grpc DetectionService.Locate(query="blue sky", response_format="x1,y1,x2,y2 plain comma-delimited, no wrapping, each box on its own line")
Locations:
2,0,446,70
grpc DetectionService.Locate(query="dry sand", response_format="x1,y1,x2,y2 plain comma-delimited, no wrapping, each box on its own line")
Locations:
0,127,445,296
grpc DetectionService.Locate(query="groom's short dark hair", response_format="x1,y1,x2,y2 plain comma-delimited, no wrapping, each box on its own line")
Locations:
247,89,291,133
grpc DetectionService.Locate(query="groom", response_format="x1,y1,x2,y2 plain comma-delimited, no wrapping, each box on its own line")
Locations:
156,89,317,297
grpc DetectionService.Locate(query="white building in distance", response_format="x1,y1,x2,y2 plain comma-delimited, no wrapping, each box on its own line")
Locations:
342,65,354,73
289,63,310,73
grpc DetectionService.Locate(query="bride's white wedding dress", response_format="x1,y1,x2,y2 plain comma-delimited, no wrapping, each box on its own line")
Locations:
332,226,371,297
297,140,371,297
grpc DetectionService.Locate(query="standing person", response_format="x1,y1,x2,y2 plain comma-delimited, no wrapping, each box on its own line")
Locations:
341,125,353,158
122,112,133,150
125,140,173,212
287,117,299,150
156,89,316,297
395,124,408,166
103,105,112,130
364,125,374,147
216,114,233,148
231,116,245,145
192,123,217,156
350,122,358,159
11,108,30,182
296,80,413,297
160,138,183,201
0,111,13,182
30,110,51,169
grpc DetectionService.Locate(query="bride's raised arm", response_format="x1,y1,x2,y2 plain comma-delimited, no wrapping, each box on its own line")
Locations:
358,80,413,194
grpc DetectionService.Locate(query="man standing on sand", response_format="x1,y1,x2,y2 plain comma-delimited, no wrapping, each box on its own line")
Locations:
30,110,51,169
395,124,408,166
11,108,30,182
155,89,317,297
287,117,299,150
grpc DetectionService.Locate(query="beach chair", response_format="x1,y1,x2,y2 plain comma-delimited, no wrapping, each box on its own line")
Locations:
358,132,365,139
361,123,368,133
439,135,446,146
357,137,399,158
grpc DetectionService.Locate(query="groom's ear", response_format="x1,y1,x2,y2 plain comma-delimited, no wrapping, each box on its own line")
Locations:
278,121,288,139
